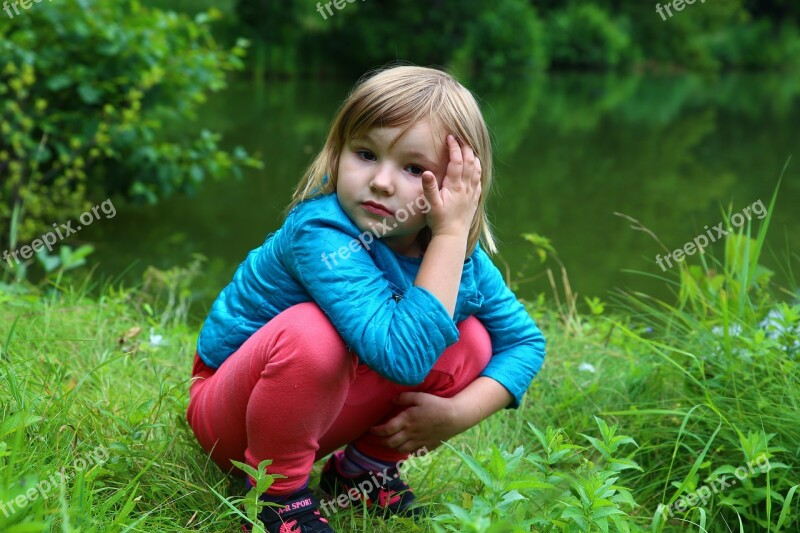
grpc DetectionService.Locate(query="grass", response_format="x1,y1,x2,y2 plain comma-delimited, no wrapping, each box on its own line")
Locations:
1,193,799,531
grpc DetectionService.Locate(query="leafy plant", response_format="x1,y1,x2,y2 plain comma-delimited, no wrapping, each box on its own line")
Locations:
545,4,637,69
221,459,285,533
450,0,547,87
0,0,262,253
434,417,642,532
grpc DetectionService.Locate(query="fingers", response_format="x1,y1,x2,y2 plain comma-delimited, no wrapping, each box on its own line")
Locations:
397,439,439,454
395,440,416,454
385,434,410,450
444,134,480,190
421,171,437,189
444,135,463,186
473,155,482,187
461,144,476,186
370,413,406,436
421,170,439,198
394,392,421,406
373,422,409,449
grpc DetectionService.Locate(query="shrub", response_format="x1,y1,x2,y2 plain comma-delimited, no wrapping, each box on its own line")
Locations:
433,418,642,532
546,4,636,70
450,0,547,85
0,1,261,252
710,19,800,69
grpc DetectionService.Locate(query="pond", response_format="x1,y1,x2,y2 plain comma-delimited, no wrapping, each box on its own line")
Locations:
81,72,800,320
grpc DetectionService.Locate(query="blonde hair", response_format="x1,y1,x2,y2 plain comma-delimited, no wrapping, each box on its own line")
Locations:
285,64,497,256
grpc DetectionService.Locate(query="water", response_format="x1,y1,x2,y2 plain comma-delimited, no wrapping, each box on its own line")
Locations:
82,73,800,318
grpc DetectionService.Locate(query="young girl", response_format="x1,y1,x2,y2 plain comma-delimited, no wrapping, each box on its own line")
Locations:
186,65,546,533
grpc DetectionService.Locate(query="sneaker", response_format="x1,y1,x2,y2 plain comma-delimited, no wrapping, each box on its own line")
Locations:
240,487,334,533
318,451,420,518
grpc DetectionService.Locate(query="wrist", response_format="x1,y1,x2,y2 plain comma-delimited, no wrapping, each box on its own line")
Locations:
447,394,474,433
429,231,469,250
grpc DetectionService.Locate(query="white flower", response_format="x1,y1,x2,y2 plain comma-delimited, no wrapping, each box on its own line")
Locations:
149,330,165,347
759,308,797,339
711,324,742,337
578,362,596,373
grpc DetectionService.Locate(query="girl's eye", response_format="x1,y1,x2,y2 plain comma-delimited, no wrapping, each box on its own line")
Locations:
356,150,376,162
406,165,424,177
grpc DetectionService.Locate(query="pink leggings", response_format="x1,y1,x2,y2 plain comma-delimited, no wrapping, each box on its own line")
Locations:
186,302,492,494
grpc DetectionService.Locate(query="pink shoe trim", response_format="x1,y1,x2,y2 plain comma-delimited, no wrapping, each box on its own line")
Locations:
379,490,402,507
279,519,299,533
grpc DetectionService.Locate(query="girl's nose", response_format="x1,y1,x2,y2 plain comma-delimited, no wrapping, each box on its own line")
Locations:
369,165,394,194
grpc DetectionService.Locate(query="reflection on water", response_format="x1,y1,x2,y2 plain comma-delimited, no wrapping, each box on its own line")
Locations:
82,73,800,318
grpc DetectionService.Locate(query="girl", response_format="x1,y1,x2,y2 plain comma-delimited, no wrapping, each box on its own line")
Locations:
186,65,546,533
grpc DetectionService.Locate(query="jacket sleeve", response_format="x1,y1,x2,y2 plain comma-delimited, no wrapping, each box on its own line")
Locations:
283,208,459,386
473,247,546,408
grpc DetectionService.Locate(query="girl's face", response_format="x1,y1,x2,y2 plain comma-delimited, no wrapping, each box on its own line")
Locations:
336,120,448,257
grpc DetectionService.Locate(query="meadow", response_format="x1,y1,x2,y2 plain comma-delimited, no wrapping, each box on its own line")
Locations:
1,189,797,532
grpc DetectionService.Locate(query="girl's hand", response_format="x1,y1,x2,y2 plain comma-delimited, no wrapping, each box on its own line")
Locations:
421,135,482,239
369,392,466,453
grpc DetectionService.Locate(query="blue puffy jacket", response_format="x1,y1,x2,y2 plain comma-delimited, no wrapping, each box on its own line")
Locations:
197,193,546,407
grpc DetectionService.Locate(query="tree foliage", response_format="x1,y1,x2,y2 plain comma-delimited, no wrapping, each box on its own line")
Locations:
0,0,261,250
545,4,637,69
230,0,800,76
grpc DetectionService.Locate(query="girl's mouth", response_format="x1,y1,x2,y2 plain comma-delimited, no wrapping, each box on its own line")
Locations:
361,202,394,217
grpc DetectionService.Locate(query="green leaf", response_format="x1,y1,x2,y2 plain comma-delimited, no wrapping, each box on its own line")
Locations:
0,412,43,439
78,83,102,104
775,485,799,530
46,74,73,91
445,444,498,492
35,247,61,273
561,506,589,530
506,478,554,492
488,445,507,479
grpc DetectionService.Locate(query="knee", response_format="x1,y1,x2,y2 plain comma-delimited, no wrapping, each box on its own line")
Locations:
456,316,492,369
428,316,492,387
265,302,356,379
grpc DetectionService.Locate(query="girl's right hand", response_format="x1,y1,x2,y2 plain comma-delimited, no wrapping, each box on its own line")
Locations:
421,135,482,239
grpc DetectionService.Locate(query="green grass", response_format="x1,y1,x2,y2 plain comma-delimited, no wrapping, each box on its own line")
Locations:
1,193,799,531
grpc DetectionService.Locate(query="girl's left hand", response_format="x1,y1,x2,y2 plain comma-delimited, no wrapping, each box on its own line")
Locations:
370,392,465,453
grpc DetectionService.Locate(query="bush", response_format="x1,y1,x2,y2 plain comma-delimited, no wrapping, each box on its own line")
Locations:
450,0,547,87
629,0,748,72
711,19,800,69
545,4,636,70
433,419,642,532
0,1,261,252
313,0,480,77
